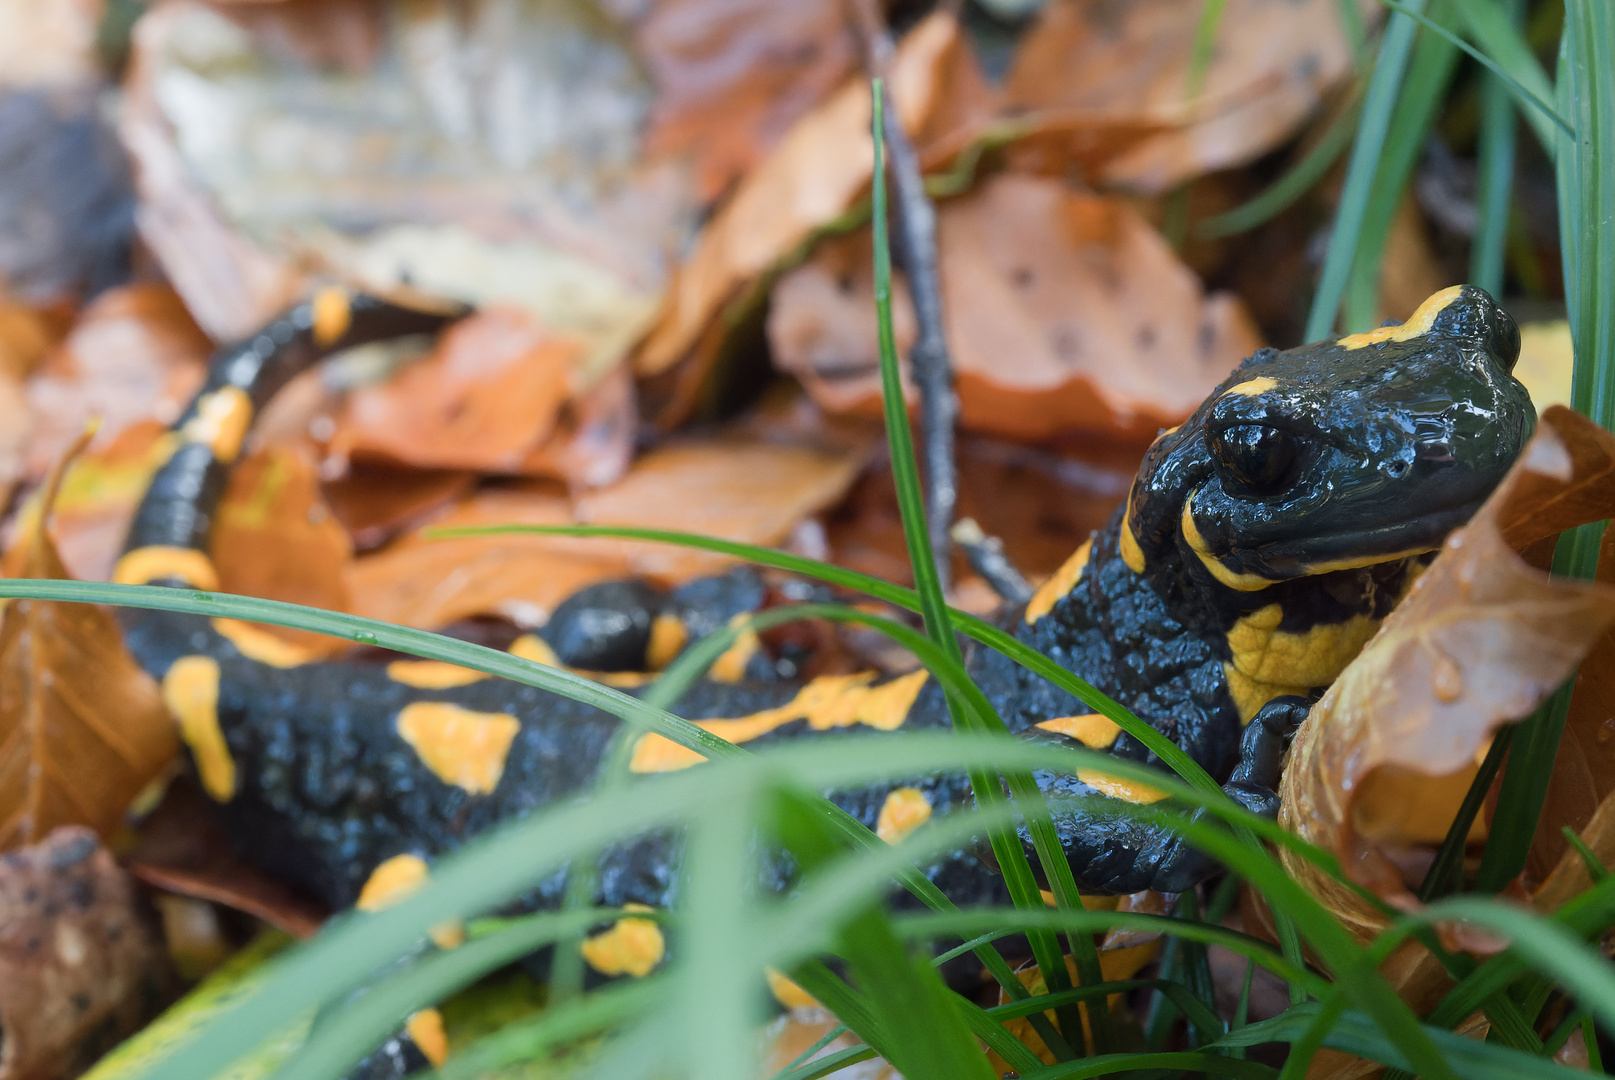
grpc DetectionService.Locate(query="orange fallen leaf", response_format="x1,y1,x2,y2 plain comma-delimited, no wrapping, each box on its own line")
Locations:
348,434,864,632
2,420,173,584
328,307,583,475
211,444,354,656
631,11,989,384
1003,0,1356,193
0,444,178,850
22,283,209,482
1279,407,1615,934
633,0,860,204
769,175,1262,443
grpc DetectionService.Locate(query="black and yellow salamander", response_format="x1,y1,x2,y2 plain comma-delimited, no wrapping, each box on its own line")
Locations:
115,284,1532,967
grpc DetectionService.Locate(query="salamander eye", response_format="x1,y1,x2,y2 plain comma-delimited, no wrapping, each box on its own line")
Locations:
1211,424,1303,496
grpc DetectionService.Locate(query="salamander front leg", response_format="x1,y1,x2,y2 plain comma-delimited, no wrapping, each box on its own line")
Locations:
1026,696,1310,895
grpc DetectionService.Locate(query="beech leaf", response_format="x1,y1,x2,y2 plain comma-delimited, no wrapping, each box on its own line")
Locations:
0,439,178,850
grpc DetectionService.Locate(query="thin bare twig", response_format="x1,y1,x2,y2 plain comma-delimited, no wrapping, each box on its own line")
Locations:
846,0,960,592
951,519,1032,603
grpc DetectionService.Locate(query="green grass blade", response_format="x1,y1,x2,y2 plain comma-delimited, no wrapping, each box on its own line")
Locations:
1305,0,1426,340
267,909,615,1080
880,99,1115,1047
774,1044,878,1080
434,977,664,1079
1377,0,1571,137
1419,726,1512,901
1468,1,1523,295
1218,1005,1590,1079
1559,0,1615,434
1022,1051,1278,1079
988,979,1225,1047
1562,827,1610,882
1341,3,1460,333
1475,542,1584,892
1457,0,1566,156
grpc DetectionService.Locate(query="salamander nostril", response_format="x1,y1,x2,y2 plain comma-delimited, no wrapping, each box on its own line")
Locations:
1386,458,1410,479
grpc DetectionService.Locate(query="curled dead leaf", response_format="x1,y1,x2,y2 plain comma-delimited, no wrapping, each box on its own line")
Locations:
769,174,1262,443
1003,0,1356,193
1279,407,1615,934
0,441,178,850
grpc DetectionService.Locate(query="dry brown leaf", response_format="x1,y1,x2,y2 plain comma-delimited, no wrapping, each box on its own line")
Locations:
323,462,476,551
329,307,581,474
23,283,209,481
1003,0,1356,193
120,0,687,354
348,434,863,632
770,175,1262,443
631,11,987,381
1,420,172,584
127,779,327,940
211,445,353,656
632,0,859,204
0,827,168,1080
1279,407,1615,934
0,446,178,850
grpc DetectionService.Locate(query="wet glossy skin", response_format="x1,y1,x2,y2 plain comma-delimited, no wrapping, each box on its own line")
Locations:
116,286,1531,980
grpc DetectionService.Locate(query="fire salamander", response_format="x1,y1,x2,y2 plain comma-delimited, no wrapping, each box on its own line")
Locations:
116,285,1531,1009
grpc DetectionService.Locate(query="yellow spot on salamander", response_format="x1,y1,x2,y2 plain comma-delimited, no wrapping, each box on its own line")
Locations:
1223,603,1378,722
1036,714,1121,749
396,702,520,795
1118,495,1146,575
1076,769,1168,805
387,660,489,689
1222,376,1277,398
311,286,353,347
357,853,430,911
113,546,219,590
1025,540,1092,624
875,786,933,844
580,904,664,978
630,669,930,774
356,854,463,947
212,618,314,668
509,633,560,666
182,387,254,464
162,655,235,801
1336,285,1463,349
1180,502,1273,591
406,1009,449,1067
709,614,760,683
645,613,687,670
766,968,821,1010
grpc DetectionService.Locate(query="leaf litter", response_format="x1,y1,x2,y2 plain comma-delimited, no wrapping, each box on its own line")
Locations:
4,0,1611,1075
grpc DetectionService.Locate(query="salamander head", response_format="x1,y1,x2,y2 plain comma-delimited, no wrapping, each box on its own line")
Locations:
1127,286,1532,591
